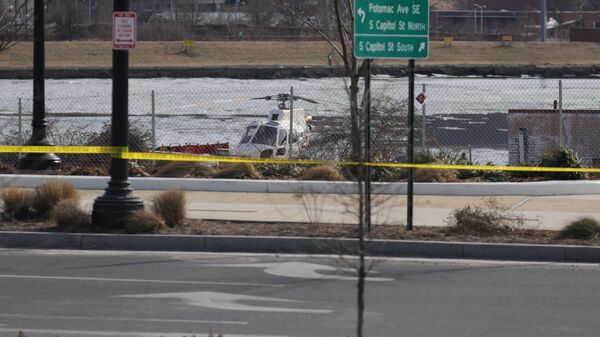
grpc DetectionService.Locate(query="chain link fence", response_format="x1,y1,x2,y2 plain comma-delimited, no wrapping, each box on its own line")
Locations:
1,78,600,179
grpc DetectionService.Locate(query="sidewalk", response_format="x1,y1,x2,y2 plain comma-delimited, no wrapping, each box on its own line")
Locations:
79,190,600,231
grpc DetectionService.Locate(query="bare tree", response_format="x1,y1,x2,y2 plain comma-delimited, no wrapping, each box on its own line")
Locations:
274,0,366,164
0,0,31,52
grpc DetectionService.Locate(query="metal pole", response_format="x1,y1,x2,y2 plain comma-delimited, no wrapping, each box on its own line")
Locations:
365,59,372,232
18,0,61,170
473,9,477,35
407,59,415,231
92,0,144,228
17,98,22,145
540,0,547,42
151,90,156,151
421,84,426,150
289,87,294,159
559,80,564,147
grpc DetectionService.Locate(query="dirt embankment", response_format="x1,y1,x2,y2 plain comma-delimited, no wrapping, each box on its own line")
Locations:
1,41,600,78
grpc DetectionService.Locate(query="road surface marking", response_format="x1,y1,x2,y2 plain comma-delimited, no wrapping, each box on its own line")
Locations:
0,274,282,287
0,328,285,337
118,291,332,314
201,262,394,281
0,313,247,325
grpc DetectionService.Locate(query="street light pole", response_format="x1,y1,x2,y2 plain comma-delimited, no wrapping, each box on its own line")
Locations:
92,0,144,228
540,0,547,42
17,0,61,171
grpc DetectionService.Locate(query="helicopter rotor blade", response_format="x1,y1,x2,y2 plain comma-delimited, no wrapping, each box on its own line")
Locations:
294,96,319,104
251,96,273,101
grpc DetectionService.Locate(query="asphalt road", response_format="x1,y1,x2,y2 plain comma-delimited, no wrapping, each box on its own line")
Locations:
0,250,600,337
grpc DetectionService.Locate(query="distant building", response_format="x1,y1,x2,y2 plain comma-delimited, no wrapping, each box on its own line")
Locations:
508,109,600,166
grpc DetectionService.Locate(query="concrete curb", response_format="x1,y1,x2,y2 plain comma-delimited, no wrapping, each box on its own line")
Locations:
3,174,600,196
1,232,599,263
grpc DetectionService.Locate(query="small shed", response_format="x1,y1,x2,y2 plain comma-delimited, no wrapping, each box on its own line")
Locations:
508,109,600,166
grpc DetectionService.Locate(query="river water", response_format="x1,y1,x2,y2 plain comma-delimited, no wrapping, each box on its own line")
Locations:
1,76,599,164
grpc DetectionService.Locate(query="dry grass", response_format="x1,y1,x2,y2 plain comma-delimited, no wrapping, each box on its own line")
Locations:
126,210,166,234
31,180,80,218
415,165,458,182
213,163,262,180
447,198,525,236
152,189,187,228
299,165,345,181
50,199,91,230
154,161,215,178
0,186,32,220
2,41,600,68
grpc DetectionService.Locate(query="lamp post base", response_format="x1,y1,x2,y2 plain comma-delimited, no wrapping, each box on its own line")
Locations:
17,152,61,171
92,182,144,229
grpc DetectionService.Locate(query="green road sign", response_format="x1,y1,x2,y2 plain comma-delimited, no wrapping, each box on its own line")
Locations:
354,0,429,59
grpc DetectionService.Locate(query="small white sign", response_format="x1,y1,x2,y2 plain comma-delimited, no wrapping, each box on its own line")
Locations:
112,12,136,50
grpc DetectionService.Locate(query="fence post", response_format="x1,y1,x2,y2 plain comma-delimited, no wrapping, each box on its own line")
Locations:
18,98,22,145
421,84,426,151
289,86,294,160
151,90,156,151
559,80,564,148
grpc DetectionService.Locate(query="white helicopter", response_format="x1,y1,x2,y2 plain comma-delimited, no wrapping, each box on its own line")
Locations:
232,93,318,159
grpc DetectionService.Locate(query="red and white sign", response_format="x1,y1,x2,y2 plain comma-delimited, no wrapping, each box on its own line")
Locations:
113,12,137,50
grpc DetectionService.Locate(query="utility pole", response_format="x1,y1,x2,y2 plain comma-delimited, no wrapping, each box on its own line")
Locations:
18,0,61,171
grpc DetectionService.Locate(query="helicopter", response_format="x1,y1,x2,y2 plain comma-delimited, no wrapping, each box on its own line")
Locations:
232,93,318,159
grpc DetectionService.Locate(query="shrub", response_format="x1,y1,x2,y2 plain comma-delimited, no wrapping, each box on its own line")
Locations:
299,165,344,181
51,199,91,230
213,163,261,179
255,164,303,179
447,199,524,236
0,186,32,220
31,180,80,218
126,210,166,234
538,147,587,180
152,189,186,227
559,217,600,240
154,161,215,178
415,162,457,182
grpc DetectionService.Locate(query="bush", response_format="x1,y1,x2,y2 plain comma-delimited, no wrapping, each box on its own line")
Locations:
154,161,215,178
152,189,186,227
213,163,261,179
299,165,344,181
447,199,523,236
255,164,303,179
538,147,587,180
415,162,457,182
126,210,166,234
0,186,32,221
31,180,80,218
559,217,600,240
51,199,91,230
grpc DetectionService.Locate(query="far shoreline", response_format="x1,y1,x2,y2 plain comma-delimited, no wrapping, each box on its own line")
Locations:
2,64,600,79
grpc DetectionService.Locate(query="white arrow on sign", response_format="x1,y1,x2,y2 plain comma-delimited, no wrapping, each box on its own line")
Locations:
358,7,366,24
201,262,394,282
118,291,332,314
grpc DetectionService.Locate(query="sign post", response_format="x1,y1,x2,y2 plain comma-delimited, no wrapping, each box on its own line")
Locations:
354,0,429,231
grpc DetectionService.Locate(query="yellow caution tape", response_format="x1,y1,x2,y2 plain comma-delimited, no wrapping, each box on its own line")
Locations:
2,145,600,173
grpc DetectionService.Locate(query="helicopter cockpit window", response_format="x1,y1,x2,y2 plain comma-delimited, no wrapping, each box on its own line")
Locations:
278,130,287,146
252,125,277,146
240,125,257,144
